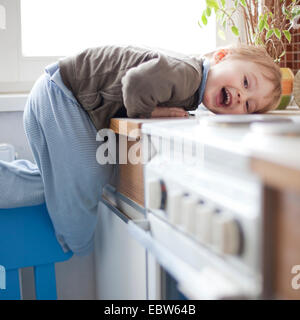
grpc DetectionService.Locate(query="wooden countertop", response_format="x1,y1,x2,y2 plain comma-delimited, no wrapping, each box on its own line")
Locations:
110,118,147,139
109,117,192,138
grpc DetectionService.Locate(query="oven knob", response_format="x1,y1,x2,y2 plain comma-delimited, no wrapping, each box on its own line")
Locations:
146,178,167,210
212,215,243,256
181,195,198,234
195,203,214,244
166,191,182,225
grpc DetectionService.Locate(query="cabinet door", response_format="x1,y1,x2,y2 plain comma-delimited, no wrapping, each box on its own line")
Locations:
94,200,147,299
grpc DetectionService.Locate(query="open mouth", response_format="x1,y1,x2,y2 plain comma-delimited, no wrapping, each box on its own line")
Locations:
217,87,232,108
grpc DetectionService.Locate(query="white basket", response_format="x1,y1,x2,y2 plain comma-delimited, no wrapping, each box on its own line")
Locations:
0,143,15,162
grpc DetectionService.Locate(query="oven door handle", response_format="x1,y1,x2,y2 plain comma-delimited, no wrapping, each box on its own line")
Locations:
100,184,146,223
100,191,130,223
128,220,247,300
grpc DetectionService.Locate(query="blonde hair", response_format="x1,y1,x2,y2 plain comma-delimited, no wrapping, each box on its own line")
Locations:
223,44,282,113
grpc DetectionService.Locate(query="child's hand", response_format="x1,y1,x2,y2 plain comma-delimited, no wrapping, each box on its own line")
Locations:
150,107,189,118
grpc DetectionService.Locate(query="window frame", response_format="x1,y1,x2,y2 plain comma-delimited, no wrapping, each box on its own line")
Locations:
0,0,61,93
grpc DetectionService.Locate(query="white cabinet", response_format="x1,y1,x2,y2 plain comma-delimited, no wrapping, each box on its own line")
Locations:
94,191,147,300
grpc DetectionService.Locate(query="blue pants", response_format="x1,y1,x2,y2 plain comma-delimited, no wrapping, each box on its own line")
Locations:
0,62,114,255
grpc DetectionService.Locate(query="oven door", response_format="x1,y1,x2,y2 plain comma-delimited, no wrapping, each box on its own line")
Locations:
99,184,258,300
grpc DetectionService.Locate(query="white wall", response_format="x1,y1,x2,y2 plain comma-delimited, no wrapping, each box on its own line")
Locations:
0,109,96,300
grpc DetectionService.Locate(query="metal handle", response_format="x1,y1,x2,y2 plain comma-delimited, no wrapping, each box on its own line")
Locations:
101,193,130,223
100,184,146,223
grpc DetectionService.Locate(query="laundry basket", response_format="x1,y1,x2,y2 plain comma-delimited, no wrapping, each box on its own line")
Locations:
0,144,73,299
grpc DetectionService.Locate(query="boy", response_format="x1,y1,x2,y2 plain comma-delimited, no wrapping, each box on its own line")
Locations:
0,44,281,255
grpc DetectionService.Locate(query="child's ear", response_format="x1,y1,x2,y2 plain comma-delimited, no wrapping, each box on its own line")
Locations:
213,49,230,63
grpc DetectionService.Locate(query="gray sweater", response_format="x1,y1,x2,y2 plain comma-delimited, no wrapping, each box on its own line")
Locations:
59,45,204,130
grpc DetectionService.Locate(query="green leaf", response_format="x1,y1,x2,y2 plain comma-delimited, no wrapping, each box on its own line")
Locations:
240,0,247,8
197,20,202,28
231,25,239,36
218,29,226,40
283,30,291,43
258,18,265,32
206,0,219,11
206,6,211,17
222,19,227,29
264,21,269,31
266,29,274,39
202,11,208,26
220,0,226,8
274,28,281,39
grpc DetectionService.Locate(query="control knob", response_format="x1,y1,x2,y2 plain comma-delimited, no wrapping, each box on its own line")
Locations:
195,203,214,244
180,195,198,234
212,214,243,256
166,191,182,225
146,178,167,210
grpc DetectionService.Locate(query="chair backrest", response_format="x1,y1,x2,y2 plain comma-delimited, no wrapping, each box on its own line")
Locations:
0,204,73,299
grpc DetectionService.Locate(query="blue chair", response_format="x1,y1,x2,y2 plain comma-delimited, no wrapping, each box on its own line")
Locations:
0,203,73,300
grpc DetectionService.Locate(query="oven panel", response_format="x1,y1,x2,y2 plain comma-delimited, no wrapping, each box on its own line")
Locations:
141,126,264,299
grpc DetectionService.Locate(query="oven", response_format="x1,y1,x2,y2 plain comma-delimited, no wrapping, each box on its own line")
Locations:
95,115,269,300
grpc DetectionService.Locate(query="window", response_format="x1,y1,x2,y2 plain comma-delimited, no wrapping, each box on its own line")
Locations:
21,0,216,56
0,0,217,93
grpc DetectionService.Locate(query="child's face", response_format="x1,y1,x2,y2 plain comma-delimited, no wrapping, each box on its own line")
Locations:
202,58,274,114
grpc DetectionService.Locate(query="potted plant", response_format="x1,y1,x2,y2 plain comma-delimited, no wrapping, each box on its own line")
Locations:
199,0,300,109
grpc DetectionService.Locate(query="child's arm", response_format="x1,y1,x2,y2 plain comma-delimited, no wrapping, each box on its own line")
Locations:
122,54,201,119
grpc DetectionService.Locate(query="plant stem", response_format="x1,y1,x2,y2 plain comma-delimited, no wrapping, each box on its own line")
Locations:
218,7,237,28
243,7,250,44
245,0,255,36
